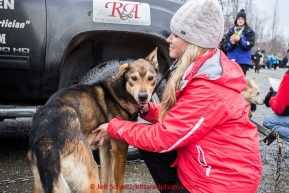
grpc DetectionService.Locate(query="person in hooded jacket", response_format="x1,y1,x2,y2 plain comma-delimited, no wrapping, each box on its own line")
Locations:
225,9,255,75
91,0,262,192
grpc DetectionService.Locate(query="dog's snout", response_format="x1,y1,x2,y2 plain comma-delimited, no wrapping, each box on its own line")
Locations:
138,93,148,102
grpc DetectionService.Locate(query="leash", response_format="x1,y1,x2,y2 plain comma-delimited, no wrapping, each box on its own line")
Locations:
129,59,178,121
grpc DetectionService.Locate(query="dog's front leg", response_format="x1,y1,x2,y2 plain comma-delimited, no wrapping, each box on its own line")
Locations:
110,139,129,193
99,142,113,193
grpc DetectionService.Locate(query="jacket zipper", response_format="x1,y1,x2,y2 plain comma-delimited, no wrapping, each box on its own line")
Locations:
196,145,212,177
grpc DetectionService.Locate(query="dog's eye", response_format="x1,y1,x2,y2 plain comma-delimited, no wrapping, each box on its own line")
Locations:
257,92,260,95
148,76,154,81
131,76,137,81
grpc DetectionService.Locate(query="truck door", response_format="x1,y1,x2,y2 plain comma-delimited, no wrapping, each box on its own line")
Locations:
0,0,46,103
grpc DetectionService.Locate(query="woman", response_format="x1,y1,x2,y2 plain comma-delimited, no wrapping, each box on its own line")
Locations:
225,9,255,75
92,0,262,192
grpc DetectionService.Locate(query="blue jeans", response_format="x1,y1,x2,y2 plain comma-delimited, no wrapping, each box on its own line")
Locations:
263,113,289,142
269,62,273,69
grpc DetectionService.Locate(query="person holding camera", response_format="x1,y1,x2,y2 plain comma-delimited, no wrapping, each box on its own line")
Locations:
225,9,255,75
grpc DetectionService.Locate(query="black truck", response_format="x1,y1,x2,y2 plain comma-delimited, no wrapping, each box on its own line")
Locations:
0,0,185,120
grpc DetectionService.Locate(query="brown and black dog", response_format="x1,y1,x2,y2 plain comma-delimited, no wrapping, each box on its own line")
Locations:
27,48,159,193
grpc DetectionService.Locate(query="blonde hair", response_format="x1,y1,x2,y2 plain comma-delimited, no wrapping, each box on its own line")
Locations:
158,44,212,123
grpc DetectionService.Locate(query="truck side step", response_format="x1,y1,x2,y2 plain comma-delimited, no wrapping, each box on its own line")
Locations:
0,105,42,119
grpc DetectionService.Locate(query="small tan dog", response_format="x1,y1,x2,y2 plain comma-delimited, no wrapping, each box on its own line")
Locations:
242,77,264,118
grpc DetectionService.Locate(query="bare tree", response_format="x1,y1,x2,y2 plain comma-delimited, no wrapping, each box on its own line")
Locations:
189,0,288,56
271,0,280,40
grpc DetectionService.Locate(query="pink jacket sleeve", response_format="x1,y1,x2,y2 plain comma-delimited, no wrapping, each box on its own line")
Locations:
269,71,289,115
107,80,228,152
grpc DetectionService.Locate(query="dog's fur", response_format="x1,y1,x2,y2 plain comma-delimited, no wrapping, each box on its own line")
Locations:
242,77,264,118
27,48,159,193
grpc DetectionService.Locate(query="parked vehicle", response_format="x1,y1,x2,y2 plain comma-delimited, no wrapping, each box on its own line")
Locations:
0,0,187,118
0,0,185,159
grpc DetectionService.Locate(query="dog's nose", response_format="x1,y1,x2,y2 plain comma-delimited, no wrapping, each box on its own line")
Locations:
138,93,148,102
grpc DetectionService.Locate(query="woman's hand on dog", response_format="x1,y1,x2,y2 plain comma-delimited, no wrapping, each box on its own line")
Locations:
140,103,150,115
91,123,110,148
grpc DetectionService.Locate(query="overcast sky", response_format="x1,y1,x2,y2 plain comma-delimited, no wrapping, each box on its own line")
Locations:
253,0,289,36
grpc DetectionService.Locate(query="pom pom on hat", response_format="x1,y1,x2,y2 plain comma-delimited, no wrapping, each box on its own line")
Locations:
170,0,224,48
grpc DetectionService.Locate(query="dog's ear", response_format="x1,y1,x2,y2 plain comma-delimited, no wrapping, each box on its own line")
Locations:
145,47,158,69
247,79,252,88
114,63,129,99
115,63,130,79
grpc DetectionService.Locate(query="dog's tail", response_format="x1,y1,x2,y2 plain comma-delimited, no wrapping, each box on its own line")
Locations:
34,139,70,193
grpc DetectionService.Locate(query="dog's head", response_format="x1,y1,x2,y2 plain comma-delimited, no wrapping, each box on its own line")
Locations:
115,47,158,105
242,77,264,105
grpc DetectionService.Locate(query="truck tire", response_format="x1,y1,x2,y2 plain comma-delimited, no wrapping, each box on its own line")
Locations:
80,59,166,100
80,59,166,161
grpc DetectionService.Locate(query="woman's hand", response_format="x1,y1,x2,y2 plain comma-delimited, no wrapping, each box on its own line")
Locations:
140,103,150,115
91,123,110,148
133,103,150,115
232,35,240,42
230,36,236,44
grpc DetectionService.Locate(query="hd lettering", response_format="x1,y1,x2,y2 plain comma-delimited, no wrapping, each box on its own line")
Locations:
0,47,30,53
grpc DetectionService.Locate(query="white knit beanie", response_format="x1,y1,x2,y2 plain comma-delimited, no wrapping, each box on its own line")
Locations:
170,0,224,48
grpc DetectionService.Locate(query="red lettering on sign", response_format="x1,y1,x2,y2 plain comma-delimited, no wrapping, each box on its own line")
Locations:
106,2,124,18
105,2,141,19
124,4,140,18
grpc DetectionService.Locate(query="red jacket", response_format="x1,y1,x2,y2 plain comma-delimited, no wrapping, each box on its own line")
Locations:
269,69,289,115
108,49,262,193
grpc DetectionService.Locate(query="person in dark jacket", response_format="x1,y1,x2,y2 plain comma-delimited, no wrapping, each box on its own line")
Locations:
272,54,278,70
253,48,262,73
263,69,289,142
225,9,255,75
282,56,288,69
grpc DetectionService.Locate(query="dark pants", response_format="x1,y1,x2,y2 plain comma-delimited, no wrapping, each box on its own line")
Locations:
239,64,250,76
254,61,260,73
139,149,190,193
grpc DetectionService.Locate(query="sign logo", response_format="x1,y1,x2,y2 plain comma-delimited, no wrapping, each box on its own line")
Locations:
93,0,150,26
0,34,6,44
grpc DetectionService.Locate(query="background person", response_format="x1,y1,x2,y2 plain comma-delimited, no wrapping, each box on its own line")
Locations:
263,69,289,142
282,56,288,69
253,48,262,73
92,0,262,192
269,54,274,69
225,9,255,76
273,54,278,70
